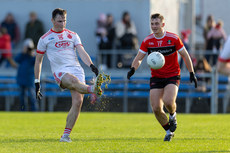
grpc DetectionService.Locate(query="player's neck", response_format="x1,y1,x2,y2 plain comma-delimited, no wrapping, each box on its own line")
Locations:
52,27,64,33
154,29,165,38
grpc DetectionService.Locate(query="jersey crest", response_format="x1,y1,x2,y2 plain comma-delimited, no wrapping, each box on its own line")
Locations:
67,34,72,39
58,34,64,40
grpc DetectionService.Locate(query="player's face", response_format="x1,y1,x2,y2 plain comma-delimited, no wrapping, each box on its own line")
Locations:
151,18,164,34
52,14,66,32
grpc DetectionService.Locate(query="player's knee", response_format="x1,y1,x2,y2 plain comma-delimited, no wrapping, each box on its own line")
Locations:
152,106,162,115
69,78,80,90
164,102,172,109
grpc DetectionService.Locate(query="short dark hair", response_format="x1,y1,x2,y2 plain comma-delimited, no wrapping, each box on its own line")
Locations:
151,13,164,21
52,8,67,19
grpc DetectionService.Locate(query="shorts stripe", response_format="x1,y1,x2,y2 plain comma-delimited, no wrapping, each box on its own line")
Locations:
54,72,61,84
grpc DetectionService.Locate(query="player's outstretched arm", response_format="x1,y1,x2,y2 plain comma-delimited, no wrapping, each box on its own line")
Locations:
131,51,146,70
127,52,145,79
179,48,197,88
34,53,44,100
179,48,194,72
76,45,98,76
76,45,93,66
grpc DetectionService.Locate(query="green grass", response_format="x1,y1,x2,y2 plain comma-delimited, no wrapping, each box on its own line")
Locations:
0,112,230,153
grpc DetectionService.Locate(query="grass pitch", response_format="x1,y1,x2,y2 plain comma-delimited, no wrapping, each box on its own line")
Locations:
0,112,230,153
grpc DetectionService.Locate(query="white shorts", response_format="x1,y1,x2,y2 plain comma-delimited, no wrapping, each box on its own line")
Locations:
53,66,85,88
219,36,230,63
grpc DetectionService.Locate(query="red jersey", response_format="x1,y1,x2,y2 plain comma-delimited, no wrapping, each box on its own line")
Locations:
139,31,184,78
0,34,12,58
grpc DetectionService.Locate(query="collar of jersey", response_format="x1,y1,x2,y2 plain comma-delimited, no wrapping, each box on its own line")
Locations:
153,31,166,39
51,28,65,33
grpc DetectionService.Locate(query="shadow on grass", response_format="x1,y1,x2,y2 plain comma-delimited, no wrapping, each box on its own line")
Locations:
1,137,230,143
0,137,160,143
0,138,58,143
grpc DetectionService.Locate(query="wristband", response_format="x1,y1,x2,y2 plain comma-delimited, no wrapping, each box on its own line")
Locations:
90,64,94,68
34,79,40,83
130,67,135,71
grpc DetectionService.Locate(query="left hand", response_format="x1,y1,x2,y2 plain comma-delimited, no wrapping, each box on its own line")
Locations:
90,64,99,76
127,67,135,80
190,72,197,88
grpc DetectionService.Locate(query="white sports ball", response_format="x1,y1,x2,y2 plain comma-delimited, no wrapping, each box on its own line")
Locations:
147,52,165,69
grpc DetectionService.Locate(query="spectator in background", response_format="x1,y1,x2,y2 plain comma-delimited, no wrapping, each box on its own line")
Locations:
96,13,108,70
1,13,20,48
15,39,38,111
180,29,191,69
194,57,212,92
207,20,227,65
115,11,139,68
96,13,108,50
0,27,17,68
203,15,215,51
25,12,44,48
203,15,215,65
95,13,115,69
115,11,138,50
181,29,191,52
207,20,227,50
106,14,115,50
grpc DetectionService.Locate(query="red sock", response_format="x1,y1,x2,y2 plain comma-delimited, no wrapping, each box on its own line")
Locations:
62,128,72,137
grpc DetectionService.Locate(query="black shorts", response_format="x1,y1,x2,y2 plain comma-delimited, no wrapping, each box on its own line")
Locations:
150,75,181,89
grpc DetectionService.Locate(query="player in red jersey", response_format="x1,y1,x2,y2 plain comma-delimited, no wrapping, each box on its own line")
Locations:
127,13,197,141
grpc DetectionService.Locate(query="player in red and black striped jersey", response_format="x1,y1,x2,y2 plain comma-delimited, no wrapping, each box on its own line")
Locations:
127,13,197,141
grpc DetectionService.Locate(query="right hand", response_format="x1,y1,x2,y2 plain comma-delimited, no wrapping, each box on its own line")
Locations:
189,72,198,88
127,67,135,80
35,82,43,100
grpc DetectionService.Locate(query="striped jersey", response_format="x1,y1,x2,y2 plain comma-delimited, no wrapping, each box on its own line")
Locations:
139,31,184,78
37,28,82,74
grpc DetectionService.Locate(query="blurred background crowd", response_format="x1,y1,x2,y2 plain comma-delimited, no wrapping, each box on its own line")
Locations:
0,0,229,71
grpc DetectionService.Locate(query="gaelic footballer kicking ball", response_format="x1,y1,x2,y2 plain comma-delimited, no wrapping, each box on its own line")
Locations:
147,52,165,69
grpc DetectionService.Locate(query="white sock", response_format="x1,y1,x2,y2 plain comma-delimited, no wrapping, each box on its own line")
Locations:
87,85,94,93
166,129,171,134
169,112,176,119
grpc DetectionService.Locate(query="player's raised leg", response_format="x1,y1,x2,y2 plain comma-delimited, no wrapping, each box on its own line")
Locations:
60,73,91,94
150,89,174,141
60,73,102,104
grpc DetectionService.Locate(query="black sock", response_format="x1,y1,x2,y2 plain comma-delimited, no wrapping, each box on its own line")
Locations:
162,122,170,131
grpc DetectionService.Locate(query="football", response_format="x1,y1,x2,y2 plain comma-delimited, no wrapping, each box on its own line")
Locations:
147,52,165,69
